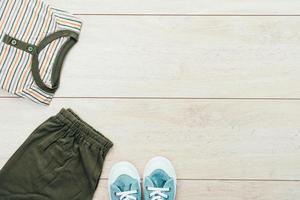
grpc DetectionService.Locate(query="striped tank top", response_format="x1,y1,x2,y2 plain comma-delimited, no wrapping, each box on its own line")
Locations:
0,0,82,105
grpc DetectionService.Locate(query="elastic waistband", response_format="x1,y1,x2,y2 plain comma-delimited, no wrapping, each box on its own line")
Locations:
56,108,113,153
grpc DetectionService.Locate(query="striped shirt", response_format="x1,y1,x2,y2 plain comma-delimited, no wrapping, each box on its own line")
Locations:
0,0,82,105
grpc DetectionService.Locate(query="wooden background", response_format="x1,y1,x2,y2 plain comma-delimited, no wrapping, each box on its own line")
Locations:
1,1,300,199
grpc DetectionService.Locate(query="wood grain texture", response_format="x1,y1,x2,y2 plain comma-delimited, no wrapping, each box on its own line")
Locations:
48,0,300,15
2,16,300,98
0,99,300,180
1,1,299,199
93,180,300,200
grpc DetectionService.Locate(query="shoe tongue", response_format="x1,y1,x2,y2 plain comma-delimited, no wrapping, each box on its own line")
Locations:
114,175,139,192
163,178,174,188
148,169,171,188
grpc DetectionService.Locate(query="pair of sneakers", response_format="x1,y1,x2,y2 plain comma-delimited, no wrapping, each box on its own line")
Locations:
108,156,176,200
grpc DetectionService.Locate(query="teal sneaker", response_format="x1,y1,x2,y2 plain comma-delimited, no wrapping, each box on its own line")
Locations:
143,156,177,200
108,161,142,200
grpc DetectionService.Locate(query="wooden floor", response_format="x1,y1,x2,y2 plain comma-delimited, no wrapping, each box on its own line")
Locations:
1,1,300,199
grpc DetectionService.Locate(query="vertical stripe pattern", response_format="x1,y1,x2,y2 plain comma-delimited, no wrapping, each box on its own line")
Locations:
0,0,82,105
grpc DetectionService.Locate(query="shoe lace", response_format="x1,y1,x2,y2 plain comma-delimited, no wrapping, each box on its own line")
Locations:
116,190,137,200
147,187,170,200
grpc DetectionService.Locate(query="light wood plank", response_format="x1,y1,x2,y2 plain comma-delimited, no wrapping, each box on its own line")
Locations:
53,16,300,98
2,16,300,98
0,99,300,180
48,0,300,15
93,180,300,200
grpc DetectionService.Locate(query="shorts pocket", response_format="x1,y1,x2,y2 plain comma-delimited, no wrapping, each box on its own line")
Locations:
34,159,82,199
36,126,72,171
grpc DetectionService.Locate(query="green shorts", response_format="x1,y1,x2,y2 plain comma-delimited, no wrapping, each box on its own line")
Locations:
0,108,113,200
